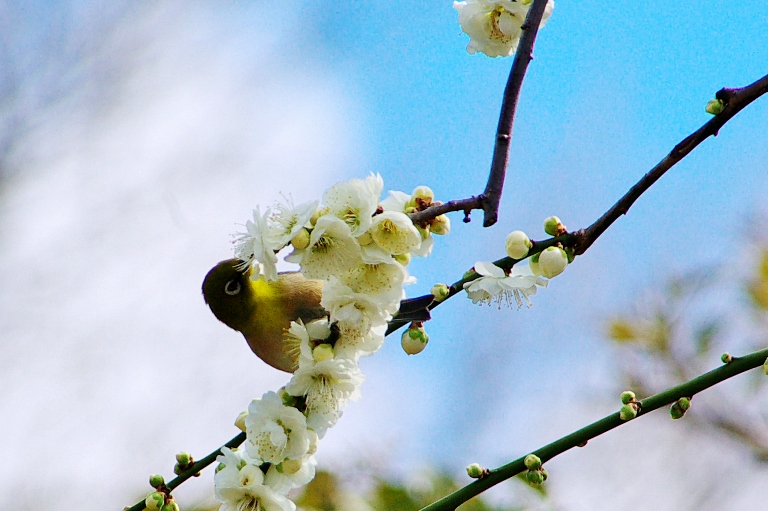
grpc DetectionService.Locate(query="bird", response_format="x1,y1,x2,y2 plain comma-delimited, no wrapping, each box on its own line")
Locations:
202,259,433,373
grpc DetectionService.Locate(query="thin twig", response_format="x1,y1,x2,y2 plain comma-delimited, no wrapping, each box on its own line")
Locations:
419,348,768,511
409,0,549,227
572,72,768,255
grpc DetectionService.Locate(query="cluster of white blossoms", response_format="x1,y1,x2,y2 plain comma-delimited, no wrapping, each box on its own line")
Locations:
463,215,569,307
213,176,449,511
454,0,554,57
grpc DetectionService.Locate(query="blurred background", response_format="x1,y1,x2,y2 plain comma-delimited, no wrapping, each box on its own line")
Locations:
1,1,767,510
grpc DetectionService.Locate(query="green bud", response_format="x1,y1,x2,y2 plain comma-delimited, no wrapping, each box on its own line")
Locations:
620,391,636,405
619,404,637,421
431,214,451,235
149,474,165,489
431,283,450,301
721,352,733,364
290,228,310,250
526,469,544,486
523,454,541,470
405,206,419,214
466,463,485,478
145,492,165,511
401,325,429,355
543,216,565,236
677,397,691,411
394,252,411,266
416,224,430,240
505,230,532,259
175,452,191,466
160,501,180,511
670,402,685,420
705,98,725,115
278,386,297,407
173,463,183,476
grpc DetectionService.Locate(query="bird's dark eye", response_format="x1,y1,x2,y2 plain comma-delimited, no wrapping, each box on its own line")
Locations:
224,279,242,296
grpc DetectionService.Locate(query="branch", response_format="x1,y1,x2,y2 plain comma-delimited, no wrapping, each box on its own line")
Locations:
125,433,245,511
409,0,549,227
419,347,768,511
572,71,768,255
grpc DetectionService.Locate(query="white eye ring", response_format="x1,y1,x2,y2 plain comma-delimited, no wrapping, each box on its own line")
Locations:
224,279,242,296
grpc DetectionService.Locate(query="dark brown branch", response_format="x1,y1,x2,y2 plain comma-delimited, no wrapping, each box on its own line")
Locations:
572,72,768,256
481,0,548,227
408,0,549,228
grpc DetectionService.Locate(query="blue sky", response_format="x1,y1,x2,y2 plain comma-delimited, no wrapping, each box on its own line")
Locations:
1,2,767,510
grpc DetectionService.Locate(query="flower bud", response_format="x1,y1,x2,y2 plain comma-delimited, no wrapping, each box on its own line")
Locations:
145,492,165,511
431,215,450,235
538,246,568,278
309,208,324,226
670,402,685,420
401,325,429,355
405,206,419,214
290,228,310,250
466,463,485,478
161,500,180,511
173,463,183,476
357,231,373,246
234,411,248,432
705,98,724,115
278,386,297,407
619,404,637,421
505,230,532,259
175,452,191,467
523,454,541,470
312,343,335,362
620,391,636,405
411,186,435,205
281,458,303,475
529,253,541,276
431,283,450,301
543,216,566,236
149,474,165,489
526,469,544,486
721,352,733,364
394,252,411,266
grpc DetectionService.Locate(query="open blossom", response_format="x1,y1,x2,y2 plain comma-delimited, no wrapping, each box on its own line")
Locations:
464,261,547,308
321,277,398,338
341,261,408,305
369,211,422,255
323,174,382,237
285,357,364,430
269,199,318,247
285,215,362,280
245,392,311,464
234,206,280,282
214,447,296,511
454,0,554,58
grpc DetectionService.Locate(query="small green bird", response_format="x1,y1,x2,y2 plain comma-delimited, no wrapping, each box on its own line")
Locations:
202,259,434,373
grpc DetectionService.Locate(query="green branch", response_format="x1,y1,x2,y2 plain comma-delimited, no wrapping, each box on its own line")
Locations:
419,348,768,511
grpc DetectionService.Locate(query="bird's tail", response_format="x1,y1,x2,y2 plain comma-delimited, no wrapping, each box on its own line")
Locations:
386,294,434,335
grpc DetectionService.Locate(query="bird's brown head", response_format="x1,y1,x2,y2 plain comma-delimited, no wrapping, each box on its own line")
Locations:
202,259,256,332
